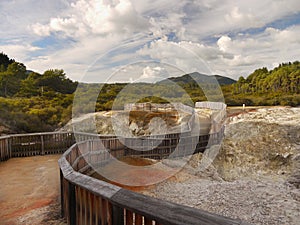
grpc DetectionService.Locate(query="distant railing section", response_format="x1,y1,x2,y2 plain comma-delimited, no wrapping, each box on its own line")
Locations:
124,102,195,114
123,129,224,160
0,132,99,161
195,101,227,110
0,101,227,162
67,129,224,174
0,136,11,161
0,127,224,162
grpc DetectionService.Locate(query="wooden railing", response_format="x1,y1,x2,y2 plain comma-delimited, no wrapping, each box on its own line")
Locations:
0,132,106,161
0,129,251,224
0,136,11,161
59,133,251,225
124,102,195,114
0,132,71,161
0,127,224,162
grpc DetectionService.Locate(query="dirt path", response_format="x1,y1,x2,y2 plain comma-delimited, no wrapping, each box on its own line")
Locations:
0,155,66,225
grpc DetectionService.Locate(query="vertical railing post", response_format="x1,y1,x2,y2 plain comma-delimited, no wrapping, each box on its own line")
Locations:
0,140,2,161
68,182,76,225
88,140,92,164
5,138,9,160
41,134,45,155
112,205,124,225
60,169,65,218
8,136,12,158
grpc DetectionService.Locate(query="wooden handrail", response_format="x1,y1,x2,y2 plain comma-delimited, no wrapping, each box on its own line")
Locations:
59,138,251,225
0,127,224,162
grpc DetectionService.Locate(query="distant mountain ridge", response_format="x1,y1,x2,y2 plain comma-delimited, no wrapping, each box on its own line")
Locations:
158,72,236,86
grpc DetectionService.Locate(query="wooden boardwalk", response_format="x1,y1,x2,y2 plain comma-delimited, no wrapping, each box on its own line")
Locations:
59,140,251,225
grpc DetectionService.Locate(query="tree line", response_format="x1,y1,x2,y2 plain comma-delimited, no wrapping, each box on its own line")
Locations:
227,61,300,106
0,52,77,133
0,52,299,133
0,53,77,97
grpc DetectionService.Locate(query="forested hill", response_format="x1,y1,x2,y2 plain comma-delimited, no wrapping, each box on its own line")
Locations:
0,52,78,134
225,61,300,106
159,72,236,86
0,53,77,97
234,61,300,94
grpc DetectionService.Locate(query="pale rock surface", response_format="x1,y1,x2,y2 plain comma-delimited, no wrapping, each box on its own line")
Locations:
142,107,300,225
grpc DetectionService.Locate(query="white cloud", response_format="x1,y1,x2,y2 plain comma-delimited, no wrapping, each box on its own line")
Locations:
217,36,232,52
26,34,124,80
211,25,300,79
136,23,300,80
1,0,300,82
225,6,262,28
0,0,70,39
0,44,41,63
31,23,51,37
137,40,213,75
265,27,300,45
32,0,149,38
140,66,163,80
180,0,300,40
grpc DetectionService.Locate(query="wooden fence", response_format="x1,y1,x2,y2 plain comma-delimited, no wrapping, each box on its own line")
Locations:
0,129,252,224
0,136,11,161
195,101,227,110
124,102,195,114
0,132,69,161
0,132,109,161
0,127,224,162
1,102,227,162
59,129,250,225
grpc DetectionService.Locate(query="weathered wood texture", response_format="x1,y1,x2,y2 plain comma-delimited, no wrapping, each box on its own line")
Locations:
0,132,75,160
124,102,195,114
195,102,227,110
59,140,252,225
0,132,118,161
0,136,11,161
0,126,224,162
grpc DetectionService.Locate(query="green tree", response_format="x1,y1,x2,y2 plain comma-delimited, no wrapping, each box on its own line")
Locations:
7,62,27,79
18,72,41,97
38,69,77,94
0,71,19,96
0,52,15,70
0,62,27,96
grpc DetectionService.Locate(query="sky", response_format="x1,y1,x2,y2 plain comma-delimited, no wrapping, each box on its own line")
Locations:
0,0,300,82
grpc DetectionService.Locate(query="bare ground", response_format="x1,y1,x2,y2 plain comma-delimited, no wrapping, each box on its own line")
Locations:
0,155,66,225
